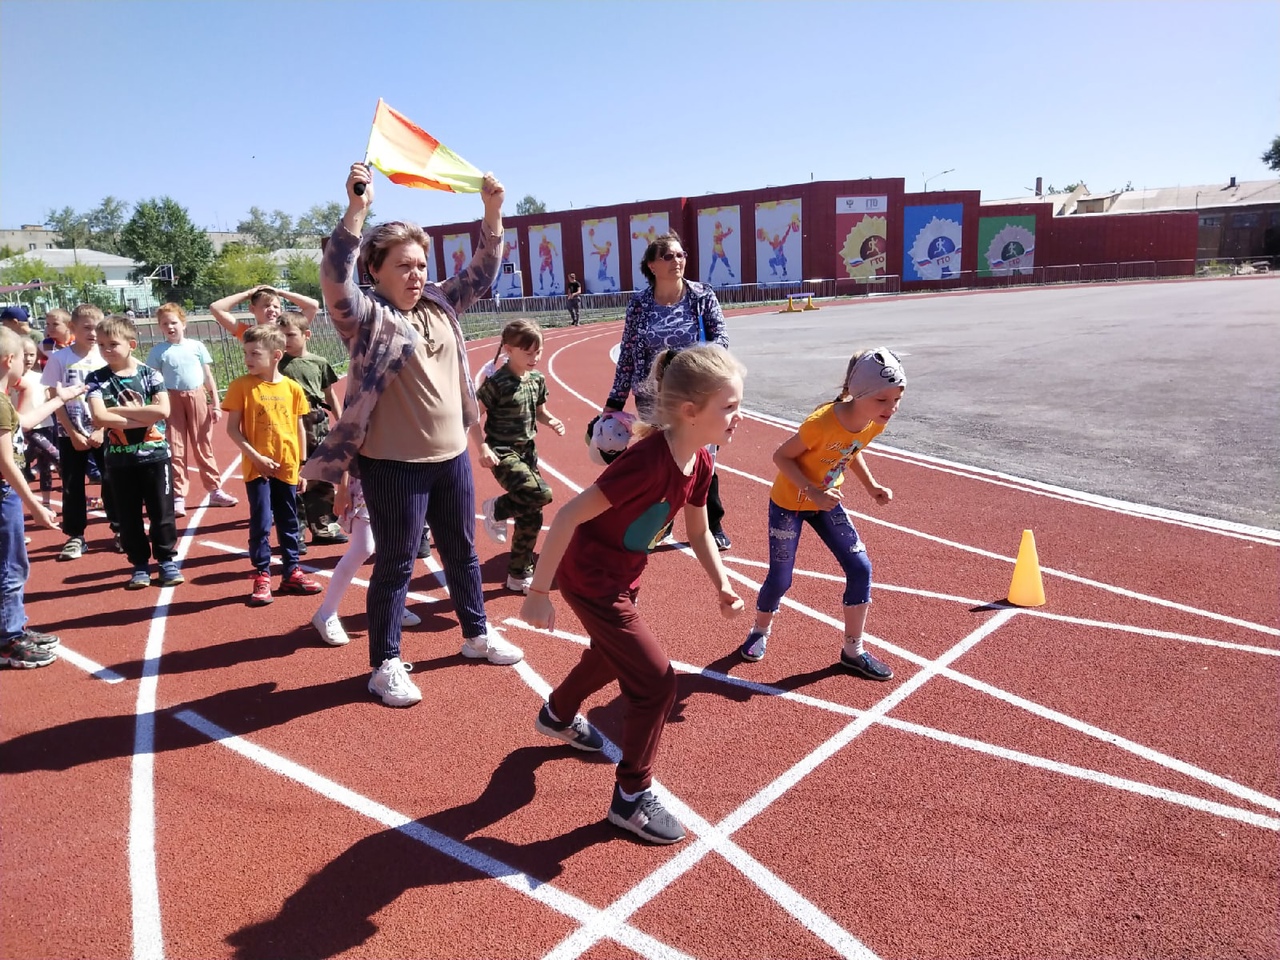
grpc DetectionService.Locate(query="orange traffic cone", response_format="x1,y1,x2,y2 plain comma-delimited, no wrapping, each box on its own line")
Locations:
1007,529,1046,607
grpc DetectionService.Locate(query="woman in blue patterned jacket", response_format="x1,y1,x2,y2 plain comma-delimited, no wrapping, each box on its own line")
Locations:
601,231,733,550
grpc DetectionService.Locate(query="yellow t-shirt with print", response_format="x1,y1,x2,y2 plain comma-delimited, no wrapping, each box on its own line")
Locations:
769,403,885,511
222,375,310,484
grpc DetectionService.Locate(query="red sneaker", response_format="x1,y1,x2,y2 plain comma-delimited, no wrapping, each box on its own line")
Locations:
279,567,322,595
248,571,273,606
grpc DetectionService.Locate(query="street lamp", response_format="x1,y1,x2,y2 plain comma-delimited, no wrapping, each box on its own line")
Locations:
923,168,955,192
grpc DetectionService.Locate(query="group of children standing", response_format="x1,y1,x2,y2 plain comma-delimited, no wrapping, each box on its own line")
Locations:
5,294,910,850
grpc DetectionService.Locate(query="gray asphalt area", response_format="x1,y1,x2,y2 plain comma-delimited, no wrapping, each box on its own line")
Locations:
728,277,1280,531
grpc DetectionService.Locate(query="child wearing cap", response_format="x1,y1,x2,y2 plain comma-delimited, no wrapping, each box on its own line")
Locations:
737,347,907,681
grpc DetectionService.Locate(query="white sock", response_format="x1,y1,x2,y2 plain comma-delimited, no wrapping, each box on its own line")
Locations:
843,636,865,658
619,786,644,802
545,704,562,723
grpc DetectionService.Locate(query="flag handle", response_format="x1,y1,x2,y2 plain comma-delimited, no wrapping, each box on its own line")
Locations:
354,101,379,196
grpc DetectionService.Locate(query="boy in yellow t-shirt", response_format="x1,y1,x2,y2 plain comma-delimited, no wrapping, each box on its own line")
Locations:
222,326,322,607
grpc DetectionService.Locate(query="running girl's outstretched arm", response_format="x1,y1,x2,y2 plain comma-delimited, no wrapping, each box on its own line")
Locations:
519,485,611,630
683,500,744,618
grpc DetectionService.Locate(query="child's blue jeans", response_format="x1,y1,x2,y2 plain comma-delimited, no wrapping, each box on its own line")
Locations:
757,500,873,613
0,484,30,641
245,477,301,576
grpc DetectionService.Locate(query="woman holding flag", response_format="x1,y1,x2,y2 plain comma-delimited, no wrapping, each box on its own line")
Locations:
305,157,524,709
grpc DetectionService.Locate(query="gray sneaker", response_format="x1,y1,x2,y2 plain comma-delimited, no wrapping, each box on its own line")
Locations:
607,784,686,845
58,537,85,561
535,703,604,751
739,629,768,662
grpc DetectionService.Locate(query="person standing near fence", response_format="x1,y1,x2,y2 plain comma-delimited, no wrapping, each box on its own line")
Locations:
305,161,523,710
601,231,734,550
566,273,582,326
145,304,238,516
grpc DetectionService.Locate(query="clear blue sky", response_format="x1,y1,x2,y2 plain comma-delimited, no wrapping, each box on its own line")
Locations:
3,0,1277,232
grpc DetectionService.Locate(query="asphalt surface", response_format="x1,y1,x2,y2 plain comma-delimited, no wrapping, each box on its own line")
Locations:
728,277,1280,531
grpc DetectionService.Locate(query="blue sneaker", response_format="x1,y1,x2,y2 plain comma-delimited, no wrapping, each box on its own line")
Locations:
739,629,768,662
158,561,184,587
125,568,151,590
839,650,893,681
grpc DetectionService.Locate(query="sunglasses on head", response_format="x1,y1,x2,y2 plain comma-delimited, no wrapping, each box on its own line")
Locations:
657,251,687,261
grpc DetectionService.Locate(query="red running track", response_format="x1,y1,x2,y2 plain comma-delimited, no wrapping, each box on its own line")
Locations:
2,320,1277,960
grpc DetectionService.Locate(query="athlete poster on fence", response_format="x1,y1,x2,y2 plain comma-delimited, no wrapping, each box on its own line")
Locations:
697,206,741,286
977,215,1036,277
629,212,669,287
835,196,889,279
903,204,963,281
755,199,802,285
443,233,473,280
580,217,620,293
491,228,523,297
528,223,564,295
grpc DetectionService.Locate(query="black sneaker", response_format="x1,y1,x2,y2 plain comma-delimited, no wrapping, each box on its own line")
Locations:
19,629,59,650
712,529,732,552
839,649,894,681
535,703,604,751
416,527,431,560
1,637,57,668
607,784,686,845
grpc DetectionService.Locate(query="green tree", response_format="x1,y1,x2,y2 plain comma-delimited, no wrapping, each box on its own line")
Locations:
0,255,49,288
296,202,344,244
200,247,279,300
46,206,92,250
120,197,215,302
237,207,297,249
282,252,321,301
1262,135,1280,173
46,197,129,255
515,194,546,216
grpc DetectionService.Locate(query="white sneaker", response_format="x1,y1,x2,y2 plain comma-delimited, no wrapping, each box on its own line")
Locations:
505,573,532,593
401,607,421,627
173,497,186,517
368,657,422,707
460,626,523,665
312,611,349,646
207,488,239,507
480,496,507,544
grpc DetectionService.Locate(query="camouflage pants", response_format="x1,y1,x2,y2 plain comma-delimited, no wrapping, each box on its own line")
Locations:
491,447,553,577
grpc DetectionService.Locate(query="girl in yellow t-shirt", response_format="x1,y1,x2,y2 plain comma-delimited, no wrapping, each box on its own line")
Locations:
741,347,906,680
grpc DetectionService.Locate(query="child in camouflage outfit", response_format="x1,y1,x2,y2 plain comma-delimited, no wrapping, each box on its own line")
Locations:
475,320,565,592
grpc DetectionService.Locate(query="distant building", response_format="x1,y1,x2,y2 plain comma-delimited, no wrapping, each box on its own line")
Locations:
0,247,160,313
984,178,1280,261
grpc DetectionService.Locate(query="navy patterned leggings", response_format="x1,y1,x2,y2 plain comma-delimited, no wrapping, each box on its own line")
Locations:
757,500,873,612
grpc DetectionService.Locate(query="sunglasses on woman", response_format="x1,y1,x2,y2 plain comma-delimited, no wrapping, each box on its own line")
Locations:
656,251,687,261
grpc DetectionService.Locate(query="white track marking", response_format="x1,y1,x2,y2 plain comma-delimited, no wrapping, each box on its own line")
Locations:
714,462,1279,637
54,645,125,683
171,710,694,960
541,612,1013,960
739,411,1280,543
130,458,244,960
718,555,1279,657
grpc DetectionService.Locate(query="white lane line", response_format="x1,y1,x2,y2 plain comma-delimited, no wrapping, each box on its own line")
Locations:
542,612,1014,960
505,634,875,959
503,616,1280,832
740,411,1280,544
714,462,1279,637
706,556,1280,816
171,710,694,960
54,645,125,683
719,555,1280,657
131,459,244,960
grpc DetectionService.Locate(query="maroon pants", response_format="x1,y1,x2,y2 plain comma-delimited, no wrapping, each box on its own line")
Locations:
549,587,676,794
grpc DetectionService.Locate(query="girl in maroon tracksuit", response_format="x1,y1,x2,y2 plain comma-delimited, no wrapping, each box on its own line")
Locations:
520,344,746,845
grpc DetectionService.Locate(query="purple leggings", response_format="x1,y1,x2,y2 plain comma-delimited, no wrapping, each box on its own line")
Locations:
757,500,872,612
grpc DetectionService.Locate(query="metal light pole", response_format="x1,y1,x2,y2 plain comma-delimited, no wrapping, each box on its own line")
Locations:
923,168,955,192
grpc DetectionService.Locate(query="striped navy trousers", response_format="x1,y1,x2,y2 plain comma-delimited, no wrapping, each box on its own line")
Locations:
358,452,488,668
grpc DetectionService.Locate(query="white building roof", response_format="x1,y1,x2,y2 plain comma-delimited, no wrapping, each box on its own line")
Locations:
1103,179,1280,214
0,248,142,270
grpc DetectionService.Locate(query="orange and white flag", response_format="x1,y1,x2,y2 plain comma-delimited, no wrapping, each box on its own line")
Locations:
364,99,483,193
